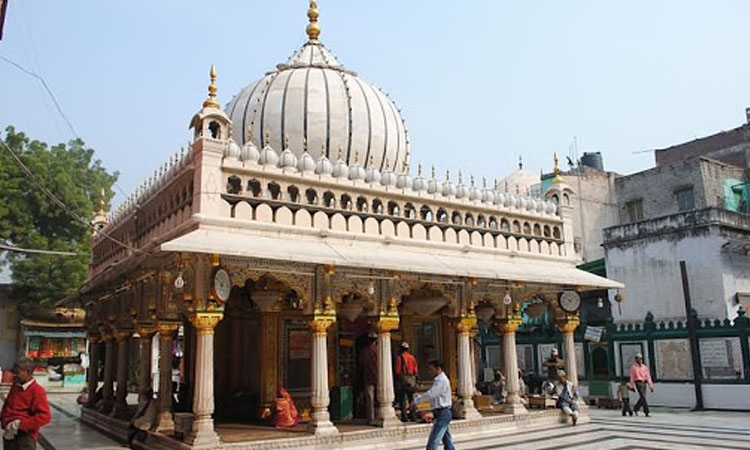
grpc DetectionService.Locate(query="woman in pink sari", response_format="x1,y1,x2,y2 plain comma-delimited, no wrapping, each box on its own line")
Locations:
273,387,299,429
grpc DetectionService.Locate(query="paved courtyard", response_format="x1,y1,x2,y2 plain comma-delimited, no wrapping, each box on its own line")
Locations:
35,394,750,449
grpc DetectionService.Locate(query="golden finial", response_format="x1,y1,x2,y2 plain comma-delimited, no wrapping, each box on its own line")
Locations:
264,130,270,147
337,148,343,161
431,165,436,178
320,142,326,158
98,187,106,215
247,129,254,144
445,169,450,181
553,152,564,183
303,137,308,153
202,64,220,109
284,135,290,149
417,163,423,176
354,151,360,164
306,0,321,42
368,154,374,167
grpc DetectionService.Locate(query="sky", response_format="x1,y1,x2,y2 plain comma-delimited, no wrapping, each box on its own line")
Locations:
1,1,750,210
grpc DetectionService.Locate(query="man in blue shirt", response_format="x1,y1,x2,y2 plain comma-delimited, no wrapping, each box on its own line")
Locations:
413,360,456,450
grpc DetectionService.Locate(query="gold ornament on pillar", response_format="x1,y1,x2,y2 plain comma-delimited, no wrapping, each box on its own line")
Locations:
456,314,477,335
190,312,223,335
376,313,400,333
309,313,336,335
202,64,220,109
557,315,580,334
135,323,157,338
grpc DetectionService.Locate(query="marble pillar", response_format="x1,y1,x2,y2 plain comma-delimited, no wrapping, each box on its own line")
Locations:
136,324,157,408
185,312,223,447
100,331,116,414
307,313,339,436
457,317,482,420
374,315,401,428
496,316,527,415
155,322,179,433
112,329,133,419
558,316,580,386
86,334,101,408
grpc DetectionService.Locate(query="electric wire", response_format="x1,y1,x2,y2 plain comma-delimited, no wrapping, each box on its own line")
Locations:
0,241,81,257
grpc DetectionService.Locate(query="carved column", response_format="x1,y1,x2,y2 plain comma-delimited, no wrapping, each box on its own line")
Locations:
100,329,116,414
185,312,223,447
557,315,580,386
307,312,339,436
112,329,133,419
155,322,180,433
374,313,401,428
495,316,527,415
252,290,282,406
136,323,157,407
86,333,101,408
457,316,482,420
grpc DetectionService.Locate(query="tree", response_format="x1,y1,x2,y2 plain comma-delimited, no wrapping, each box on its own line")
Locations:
0,126,118,306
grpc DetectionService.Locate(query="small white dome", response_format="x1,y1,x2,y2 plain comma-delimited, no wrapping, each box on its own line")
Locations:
481,183,494,203
297,151,316,173
225,139,241,159
279,143,298,169
506,194,516,208
365,166,381,183
469,177,481,202
494,192,505,206
546,201,557,215
240,140,260,162
536,199,545,213
412,166,427,191
526,198,536,211
515,196,526,209
396,172,412,189
258,143,279,166
381,169,397,186
427,167,439,194
332,157,349,178
348,159,365,181
442,174,456,197
315,155,333,175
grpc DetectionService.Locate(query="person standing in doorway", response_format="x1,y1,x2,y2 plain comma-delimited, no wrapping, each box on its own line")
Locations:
413,360,455,450
359,332,378,423
1,357,52,450
629,353,654,417
395,342,418,422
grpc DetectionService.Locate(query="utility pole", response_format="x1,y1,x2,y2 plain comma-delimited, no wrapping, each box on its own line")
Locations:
680,261,704,410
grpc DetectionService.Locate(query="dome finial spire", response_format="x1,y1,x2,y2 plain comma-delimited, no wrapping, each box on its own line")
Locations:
202,63,220,109
553,152,564,183
306,0,321,42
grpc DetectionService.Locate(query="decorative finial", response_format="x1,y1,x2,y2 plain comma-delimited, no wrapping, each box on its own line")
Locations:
284,135,290,149
458,169,463,184
337,148,343,161
482,176,487,189
306,0,321,42
247,129,254,144
264,130,270,147
518,155,523,170
431,165,436,178
354,151,359,164
470,175,475,186
368,154,374,167
445,169,450,181
553,152,564,183
417,163,423,176
303,137,308,153
384,157,390,169
320,142,326,158
98,187,106,215
202,64,220,109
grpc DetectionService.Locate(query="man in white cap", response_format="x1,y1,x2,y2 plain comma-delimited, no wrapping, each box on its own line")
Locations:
629,353,654,416
359,332,378,423
555,370,580,425
395,341,418,421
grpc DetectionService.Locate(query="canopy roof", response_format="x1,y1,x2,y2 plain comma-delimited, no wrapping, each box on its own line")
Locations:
161,228,622,290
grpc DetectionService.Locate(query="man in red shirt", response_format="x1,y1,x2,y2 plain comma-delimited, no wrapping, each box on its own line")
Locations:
1,357,52,449
395,342,418,422
628,353,654,417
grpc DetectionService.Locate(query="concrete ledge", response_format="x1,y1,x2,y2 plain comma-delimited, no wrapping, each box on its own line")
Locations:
80,407,130,443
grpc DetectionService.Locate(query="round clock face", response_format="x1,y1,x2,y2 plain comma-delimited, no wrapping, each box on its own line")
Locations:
213,268,231,303
559,290,581,313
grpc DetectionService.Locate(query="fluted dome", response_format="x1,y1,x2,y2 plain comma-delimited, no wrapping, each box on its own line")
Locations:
226,27,409,174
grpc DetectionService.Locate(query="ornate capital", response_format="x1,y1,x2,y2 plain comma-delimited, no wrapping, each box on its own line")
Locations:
114,329,133,341
135,323,157,338
190,312,223,335
99,327,115,341
457,315,478,334
157,321,181,335
494,316,523,335
557,316,580,334
377,314,400,333
309,312,336,335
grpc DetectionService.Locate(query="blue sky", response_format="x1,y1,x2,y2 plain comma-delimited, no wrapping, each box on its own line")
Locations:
1,1,749,208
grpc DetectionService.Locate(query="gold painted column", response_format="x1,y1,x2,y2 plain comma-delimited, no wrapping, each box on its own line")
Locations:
112,329,133,419
185,312,223,447
375,311,401,428
457,316,482,420
100,329,116,414
86,333,101,408
557,315,580,386
136,323,157,408
307,311,339,436
155,322,180,433
495,315,528,415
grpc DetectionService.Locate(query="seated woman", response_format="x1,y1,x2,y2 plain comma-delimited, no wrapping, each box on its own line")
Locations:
555,370,580,425
273,387,299,429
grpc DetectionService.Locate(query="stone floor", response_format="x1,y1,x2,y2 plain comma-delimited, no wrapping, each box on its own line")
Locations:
31,394,750,450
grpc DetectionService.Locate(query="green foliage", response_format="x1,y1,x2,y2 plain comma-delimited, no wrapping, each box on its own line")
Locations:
0,126,118,306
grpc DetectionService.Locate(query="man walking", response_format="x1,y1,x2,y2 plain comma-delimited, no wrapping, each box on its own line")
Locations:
395,342,418,422
414,360,455,450
629,353,654,417
1,357,52,450
359,332,378,423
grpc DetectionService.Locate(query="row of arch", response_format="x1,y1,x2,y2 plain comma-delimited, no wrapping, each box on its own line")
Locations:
231,202,565,256
227,177,561,239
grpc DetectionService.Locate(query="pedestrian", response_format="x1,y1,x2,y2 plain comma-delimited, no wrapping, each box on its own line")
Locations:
617,380,633,416
629,353,654,417
0,356,52,450
395,341,418,422
359,332,378,423
413,360,455,450
555,370,580,425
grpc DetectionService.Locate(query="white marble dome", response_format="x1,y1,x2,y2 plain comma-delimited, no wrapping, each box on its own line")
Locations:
226,39,409,174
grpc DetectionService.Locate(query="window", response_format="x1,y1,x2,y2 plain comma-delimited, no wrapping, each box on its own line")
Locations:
626,199,643,222
675,187,694,211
